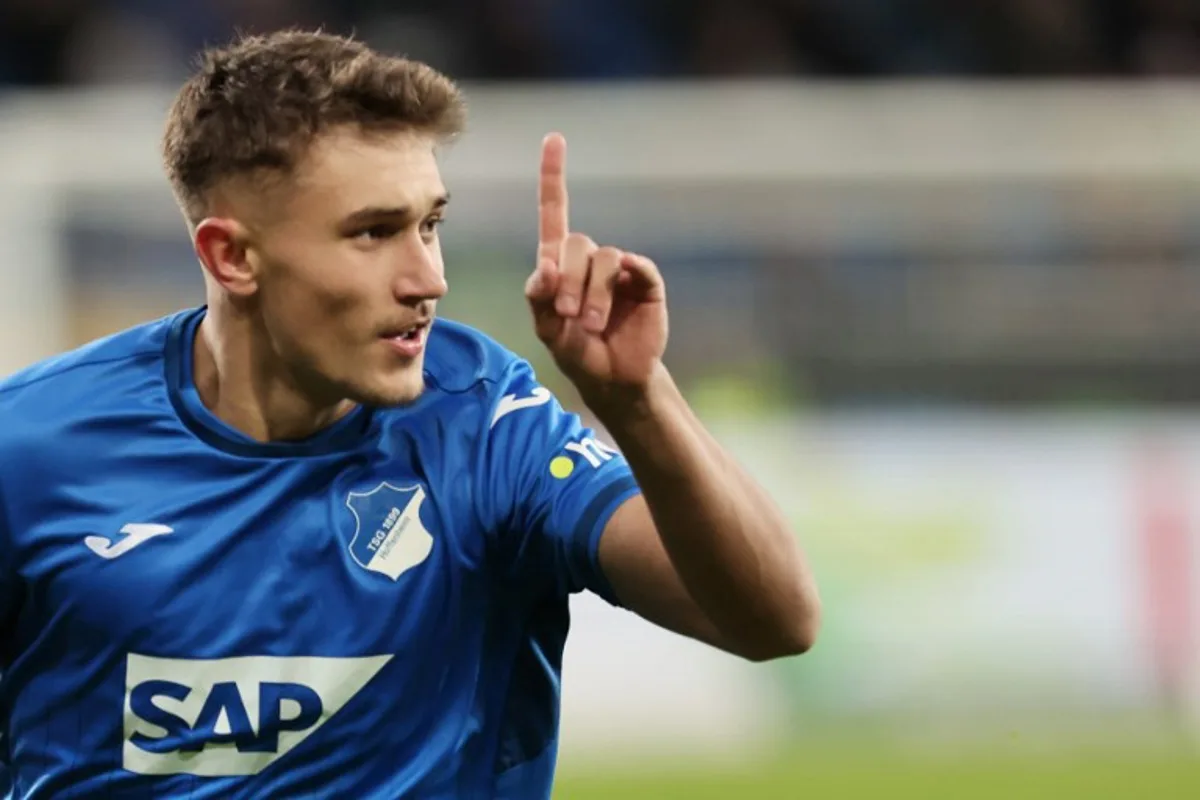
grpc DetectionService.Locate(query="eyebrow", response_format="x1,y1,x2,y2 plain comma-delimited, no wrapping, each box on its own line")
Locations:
341,193,450,226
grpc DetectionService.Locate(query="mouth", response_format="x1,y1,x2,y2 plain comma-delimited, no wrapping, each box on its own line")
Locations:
380,320,431,358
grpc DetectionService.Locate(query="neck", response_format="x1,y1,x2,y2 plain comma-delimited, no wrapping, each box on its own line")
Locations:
192,308,356,443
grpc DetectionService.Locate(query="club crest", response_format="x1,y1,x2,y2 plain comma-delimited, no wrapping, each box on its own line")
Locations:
345,482,434,580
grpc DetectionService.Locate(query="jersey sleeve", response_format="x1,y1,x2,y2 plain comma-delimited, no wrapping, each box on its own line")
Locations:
477,359,641,605
0,481,14,648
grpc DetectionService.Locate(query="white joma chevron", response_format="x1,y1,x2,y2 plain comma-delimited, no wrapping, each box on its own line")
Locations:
85,523,174,560
490,387,552,428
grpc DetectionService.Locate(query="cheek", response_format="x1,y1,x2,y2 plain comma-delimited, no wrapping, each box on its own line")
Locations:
291,288,369,344
262,248,362,314
265,286,368,367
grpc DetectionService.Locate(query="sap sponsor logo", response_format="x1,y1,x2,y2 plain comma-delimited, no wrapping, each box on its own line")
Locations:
123,653,391,776
548,437,620,479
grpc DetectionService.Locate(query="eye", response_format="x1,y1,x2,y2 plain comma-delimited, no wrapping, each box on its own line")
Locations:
420,215,445,239
352,223,401,243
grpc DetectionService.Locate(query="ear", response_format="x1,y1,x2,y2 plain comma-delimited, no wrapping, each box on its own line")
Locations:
194,217,258,297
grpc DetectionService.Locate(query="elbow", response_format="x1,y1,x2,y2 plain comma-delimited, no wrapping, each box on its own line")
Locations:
748,618,820,663
740,595,822,663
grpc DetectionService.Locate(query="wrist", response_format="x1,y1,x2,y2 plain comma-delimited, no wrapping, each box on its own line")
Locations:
583,362,681,434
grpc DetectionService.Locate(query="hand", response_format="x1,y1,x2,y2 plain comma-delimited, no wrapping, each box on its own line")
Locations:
525,133,669,408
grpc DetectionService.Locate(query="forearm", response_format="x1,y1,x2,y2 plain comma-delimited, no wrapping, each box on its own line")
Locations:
590,366,821,657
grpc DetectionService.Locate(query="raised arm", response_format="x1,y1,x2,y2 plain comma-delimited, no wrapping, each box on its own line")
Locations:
523,134,820,661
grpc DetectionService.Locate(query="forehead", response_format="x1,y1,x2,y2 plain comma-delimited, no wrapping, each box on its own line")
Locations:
289,127,446,213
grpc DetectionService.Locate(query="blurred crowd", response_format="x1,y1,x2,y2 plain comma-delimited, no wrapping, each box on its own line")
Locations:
2,0,1199,86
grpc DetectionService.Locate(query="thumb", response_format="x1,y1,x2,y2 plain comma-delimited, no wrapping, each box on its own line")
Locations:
525,258,559,305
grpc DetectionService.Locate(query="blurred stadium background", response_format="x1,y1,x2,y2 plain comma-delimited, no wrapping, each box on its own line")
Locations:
4,1,1200,797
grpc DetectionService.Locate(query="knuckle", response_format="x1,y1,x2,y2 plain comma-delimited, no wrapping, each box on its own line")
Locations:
595,246,622,265
565,232,596,252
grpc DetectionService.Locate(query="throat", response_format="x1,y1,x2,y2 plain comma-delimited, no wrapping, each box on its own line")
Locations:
222,397,358,444
192,315,358,444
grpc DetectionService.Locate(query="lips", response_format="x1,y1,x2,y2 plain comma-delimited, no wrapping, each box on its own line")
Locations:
381,320,431,358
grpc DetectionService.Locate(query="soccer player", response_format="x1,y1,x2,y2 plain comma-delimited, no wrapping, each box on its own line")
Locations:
0,30,820,799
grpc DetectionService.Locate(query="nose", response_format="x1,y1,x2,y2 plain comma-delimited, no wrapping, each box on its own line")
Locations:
392,235,448,304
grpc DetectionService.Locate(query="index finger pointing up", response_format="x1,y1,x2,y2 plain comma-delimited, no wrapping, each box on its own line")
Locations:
538,132,569,264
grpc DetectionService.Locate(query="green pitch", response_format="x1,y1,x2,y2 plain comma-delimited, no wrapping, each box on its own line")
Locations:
555,745,1200,799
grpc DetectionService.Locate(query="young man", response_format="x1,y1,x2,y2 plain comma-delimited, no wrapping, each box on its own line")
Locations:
0,30,820,799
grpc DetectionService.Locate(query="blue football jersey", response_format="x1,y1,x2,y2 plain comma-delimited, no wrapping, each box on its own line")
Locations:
0,308,640,799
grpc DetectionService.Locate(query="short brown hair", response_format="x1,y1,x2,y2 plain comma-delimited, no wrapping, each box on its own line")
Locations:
162,29,466,223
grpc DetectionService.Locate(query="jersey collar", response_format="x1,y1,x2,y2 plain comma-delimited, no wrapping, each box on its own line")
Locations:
164,307,376,458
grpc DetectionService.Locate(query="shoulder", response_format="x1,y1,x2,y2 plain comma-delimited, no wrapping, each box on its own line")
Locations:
0,310,184,432
420,317,532,397
372,318,550,453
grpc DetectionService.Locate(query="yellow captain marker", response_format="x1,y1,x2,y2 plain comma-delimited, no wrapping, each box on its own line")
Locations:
549,456,575,480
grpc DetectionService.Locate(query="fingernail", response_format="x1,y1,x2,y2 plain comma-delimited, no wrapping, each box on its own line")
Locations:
585,309,605,331
557,296,578,316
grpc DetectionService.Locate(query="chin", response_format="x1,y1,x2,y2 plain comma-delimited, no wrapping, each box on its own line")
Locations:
351,369,427,408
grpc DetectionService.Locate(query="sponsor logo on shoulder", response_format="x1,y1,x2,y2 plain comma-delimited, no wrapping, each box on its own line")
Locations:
549,436,620,479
